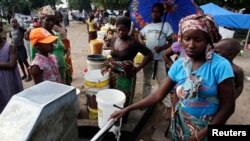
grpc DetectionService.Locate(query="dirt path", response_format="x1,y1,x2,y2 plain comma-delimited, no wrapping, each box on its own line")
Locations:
22,22,250,136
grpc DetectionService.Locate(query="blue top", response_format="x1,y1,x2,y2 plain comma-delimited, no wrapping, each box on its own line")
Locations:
168,53,234,117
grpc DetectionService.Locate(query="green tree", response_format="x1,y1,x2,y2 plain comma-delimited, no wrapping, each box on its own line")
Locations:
91,0,130,10
30,0,61,9
1,0,63,16
68,0,92,12
1,0,31,16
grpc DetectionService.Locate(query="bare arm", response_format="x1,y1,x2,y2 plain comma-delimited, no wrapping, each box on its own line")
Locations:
163,47,175,67
30,65,43,84
138,33,145,46
110,76,176,119
154,34,173,53
195,77,235,140
24,29,31,40
128,23,135,37
135,51,153,73
234,66,244,99
0,44,17,69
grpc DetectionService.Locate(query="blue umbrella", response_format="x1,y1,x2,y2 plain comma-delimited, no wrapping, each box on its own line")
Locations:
129,0,201,34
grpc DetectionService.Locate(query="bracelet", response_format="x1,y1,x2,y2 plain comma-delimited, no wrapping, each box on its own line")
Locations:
195,132,200,141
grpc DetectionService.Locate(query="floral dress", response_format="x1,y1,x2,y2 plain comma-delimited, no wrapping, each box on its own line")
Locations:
31,53,61,83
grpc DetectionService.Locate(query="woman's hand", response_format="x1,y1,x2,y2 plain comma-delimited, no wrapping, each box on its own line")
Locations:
133,67,140,74
109,107,130,120
187,134,198,141
154,46,165,53
101,66,111,75
24,29,31,40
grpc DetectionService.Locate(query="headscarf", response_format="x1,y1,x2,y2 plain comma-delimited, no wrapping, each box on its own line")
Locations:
178,14,221,44
38,5,55,19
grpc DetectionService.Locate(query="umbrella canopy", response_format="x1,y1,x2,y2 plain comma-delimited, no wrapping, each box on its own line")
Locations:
129,0,200,33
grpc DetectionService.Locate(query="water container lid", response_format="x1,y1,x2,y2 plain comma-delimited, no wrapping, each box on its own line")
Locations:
87,54,106,61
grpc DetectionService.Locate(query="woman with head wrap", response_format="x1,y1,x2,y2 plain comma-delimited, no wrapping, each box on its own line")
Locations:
109,14,235,140
54,10,73,83
102,16,153,122
30,6,71,85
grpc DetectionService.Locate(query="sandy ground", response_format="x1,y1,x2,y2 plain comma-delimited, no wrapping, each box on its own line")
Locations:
22,23,250,132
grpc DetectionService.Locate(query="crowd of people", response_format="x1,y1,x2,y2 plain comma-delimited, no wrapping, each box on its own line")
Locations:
0,2,245,140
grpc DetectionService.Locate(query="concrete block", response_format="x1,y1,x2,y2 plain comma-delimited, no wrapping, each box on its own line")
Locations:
0,81,80,141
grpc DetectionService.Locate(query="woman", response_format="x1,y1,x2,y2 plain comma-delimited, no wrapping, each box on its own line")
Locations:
54,11,73,84
102,16,153,121
110,14,235,141
87,14,97,43
31,6,70,85
0,20,23,113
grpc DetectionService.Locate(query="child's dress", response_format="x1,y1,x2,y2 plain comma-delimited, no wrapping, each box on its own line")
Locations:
0,43,23,112
31,53,61,83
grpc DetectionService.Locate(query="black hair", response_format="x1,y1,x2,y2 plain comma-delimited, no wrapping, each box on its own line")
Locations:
55,11,63,19
107,28,114,34
152,3,165,15
206,34,214,48
116,16,131,29
89,14,95,21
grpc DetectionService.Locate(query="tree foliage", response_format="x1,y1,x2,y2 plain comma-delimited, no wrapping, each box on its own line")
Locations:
1,0,31,16
30,0,61,9
68,0,92,12
91,0,130,10
0,0,63,16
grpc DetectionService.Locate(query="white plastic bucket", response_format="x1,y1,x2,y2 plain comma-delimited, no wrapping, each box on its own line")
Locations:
84,70,110,120
83,69,109,95
96,89,126,128
87,55,106,70
87,59,105,70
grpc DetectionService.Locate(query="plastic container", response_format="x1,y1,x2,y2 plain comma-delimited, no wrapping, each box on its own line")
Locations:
84,70,110,120
96,89,126,128
134,53,144,64
88,106,98,120
89,39,104,54
87,54,106,70
83,70,109,95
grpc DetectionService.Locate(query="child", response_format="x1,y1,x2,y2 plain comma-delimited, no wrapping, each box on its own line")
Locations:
10,18,32,81
0,20,23,113
29,28,61,84
214,38,244,99
103,28,114,48
138,3,173,113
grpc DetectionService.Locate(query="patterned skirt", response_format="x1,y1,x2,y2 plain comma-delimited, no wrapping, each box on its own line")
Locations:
105,60,136,107
171,109,212,141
